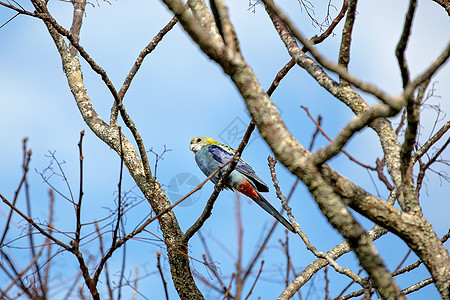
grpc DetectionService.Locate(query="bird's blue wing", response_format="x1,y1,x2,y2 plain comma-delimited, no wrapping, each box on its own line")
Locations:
208,145,269,192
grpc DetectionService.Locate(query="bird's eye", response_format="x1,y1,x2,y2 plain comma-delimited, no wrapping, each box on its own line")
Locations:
196,138,202,143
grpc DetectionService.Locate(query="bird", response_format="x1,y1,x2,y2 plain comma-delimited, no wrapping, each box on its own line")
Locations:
189,136,294,232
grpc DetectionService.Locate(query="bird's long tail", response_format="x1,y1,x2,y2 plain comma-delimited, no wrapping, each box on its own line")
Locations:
252,191,295,232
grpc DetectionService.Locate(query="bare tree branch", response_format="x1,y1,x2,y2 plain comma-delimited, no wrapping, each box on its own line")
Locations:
413,120,450,162
74,130,85,249
111,16,179,125
338,0,355,76
68,0,85,56
157,251,170,300
243,260,264,300
0,245,45,299
396,0,417,88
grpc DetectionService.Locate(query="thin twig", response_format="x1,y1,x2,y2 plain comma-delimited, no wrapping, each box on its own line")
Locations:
0,142,32,246
416,136,450,195
21,138,45,298
244,260,264,300
43,189,55,296
282,231,291,287
94,221,114,300
413,120,450,162
111,127,124,248
201,245,228,292
0,1,35,17
111,16,179,124
0,250,34,298
147,145,172,179
325,266,330,300
335,268,364,299
68,0,86,56
157,251,169,300
75,130,85,248
201,253,229,294
0,246,45,299
0,195,70,251
309,115,322,151
393,249,412,273
222,273,236,300
117,220,126,300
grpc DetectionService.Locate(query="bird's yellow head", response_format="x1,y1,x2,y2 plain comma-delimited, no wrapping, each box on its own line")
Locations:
189,136,218,152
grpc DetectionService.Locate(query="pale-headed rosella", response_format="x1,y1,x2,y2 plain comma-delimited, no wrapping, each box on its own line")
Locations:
189,136,294,232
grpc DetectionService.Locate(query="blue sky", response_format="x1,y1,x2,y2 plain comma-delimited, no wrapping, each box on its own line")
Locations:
1,0,449,299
